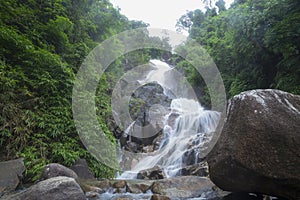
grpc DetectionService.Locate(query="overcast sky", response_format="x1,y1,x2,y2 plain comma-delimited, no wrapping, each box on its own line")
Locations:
110,0,234,32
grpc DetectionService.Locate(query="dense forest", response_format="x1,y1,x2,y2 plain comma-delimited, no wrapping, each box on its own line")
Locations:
0,0,299,183
176,0,299,99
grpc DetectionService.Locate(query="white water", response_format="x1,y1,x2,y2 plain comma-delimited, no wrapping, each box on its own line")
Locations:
118,60,220,179
119,98,220,179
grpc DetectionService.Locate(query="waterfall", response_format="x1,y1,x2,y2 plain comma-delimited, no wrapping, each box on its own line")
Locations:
118,98,220,179
117,59,220,179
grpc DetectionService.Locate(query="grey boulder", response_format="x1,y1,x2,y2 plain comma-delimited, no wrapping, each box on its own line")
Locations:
208,89,300,199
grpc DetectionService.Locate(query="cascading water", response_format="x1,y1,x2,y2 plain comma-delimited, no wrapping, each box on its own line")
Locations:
118,98,220,179
117,59,220,179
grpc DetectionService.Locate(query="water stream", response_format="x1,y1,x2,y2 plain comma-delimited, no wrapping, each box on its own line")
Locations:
118,60,220,179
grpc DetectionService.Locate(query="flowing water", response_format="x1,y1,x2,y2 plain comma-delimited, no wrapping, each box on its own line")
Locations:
118,60,220,179
97,60,221,199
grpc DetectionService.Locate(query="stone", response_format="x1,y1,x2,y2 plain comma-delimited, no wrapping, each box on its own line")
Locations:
113,180,127,188
2,176,85,200
127,82,173,146
130,82,173,127
151,176,219,198
152,134,164,151
137,166,165,180
80,183,104,193
85,191,99,199
81,179,110,191
39,163,78,181
70,159,95,180
221,193,279,200
151,194,171,200
0,158,25,195
124,141,139,153
125,179,153,193
207,89,300,200
110,194,151,200
179,162,209,177
142,145,154,153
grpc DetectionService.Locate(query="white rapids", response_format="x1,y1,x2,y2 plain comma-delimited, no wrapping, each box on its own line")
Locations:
118,97,220,179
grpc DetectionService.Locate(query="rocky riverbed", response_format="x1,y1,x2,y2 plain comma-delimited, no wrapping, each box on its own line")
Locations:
0,89,299,200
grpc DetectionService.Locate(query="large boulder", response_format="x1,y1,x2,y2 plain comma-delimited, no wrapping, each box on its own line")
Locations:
126,82,173,146
0,158,25,196
151,176,225,198
129,82,174,127
39,163,78,181
208,89,300,199
1,176,85,200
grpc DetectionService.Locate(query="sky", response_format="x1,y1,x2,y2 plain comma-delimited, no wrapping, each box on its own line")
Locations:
110,0,234,33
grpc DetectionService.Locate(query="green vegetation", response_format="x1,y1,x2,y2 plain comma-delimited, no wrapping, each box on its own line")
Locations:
176,0,300,101
0,0,161,182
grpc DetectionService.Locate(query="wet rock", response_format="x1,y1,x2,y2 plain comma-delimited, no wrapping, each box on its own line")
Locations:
113,126,123,139
142,145,154,153
0,158,25,195
137,166,165,180
124,141,139,153
127,82,173,146
152,133,164,151
151,176,221,198
182,149,205,166
126,179,153,193
111,180,127,193
79,179,111,196
151,194,171,200
113,180,127,188
208,89,300,200
130,83,172,126
180,162,209,177
39,163,78,181
85,191,99,199
109,193,151,200
70,159,95,180
2,176,85,200
217,192,286,200
80,183,104,193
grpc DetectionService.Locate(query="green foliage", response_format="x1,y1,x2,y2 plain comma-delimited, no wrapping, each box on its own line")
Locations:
129,98,146,120
0,0,152,183
177,0,300,101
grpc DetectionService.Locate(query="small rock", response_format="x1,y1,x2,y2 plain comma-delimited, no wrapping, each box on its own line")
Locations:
137,166,165,180
0,158,25,195
126,180,153,193
80,183,104,193
113,180,127,188
39,163,78,181
70,159,95,180
152,134,164,151
151,194,171,200
142,145,154,153
81,179,110,191
85,191,99,199
125,141,138,153
180,162,209,177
